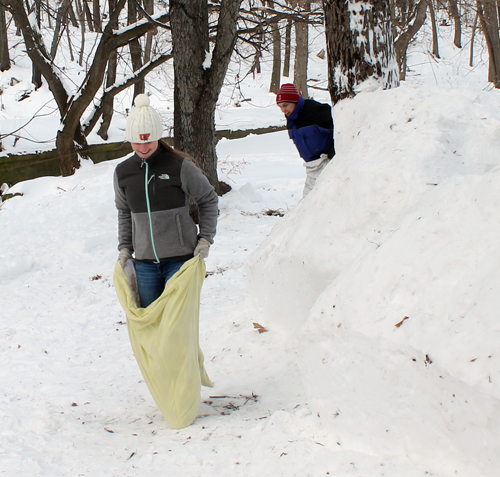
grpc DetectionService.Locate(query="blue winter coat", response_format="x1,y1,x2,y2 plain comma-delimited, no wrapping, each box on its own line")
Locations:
286,97,335,162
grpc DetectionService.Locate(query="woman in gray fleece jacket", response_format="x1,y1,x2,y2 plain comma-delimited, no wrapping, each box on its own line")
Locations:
114,94,218,307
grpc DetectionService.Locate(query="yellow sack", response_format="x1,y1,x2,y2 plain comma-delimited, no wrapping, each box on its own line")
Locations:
113,256,212,429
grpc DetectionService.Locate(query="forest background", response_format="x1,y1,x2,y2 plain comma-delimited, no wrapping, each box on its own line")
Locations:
1,0,499,191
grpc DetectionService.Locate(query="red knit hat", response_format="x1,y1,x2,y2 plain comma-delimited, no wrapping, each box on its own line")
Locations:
276,83,300,103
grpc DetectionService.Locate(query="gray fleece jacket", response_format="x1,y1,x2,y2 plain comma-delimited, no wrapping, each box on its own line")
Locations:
113,144,218,261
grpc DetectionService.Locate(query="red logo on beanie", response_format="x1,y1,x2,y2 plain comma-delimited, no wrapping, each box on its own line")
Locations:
140,133,150,141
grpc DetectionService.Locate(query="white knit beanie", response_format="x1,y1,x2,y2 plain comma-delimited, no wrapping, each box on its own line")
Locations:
126,94,163,143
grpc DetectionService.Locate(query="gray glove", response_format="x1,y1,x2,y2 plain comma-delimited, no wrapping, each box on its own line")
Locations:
118,248,132,268
193,238,211,260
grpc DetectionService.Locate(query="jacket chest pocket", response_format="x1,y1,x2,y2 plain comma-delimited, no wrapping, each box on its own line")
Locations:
150,176,185,210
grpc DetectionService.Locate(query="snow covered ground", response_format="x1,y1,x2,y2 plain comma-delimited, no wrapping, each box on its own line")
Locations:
1,20,500,477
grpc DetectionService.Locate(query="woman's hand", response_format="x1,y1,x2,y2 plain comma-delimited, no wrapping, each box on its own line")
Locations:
193,238,211,260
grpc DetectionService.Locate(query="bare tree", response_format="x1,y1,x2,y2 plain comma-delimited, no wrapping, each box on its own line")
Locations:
448,0,462,48
268,2,282,93
270,23,282,92
5,0,169,175
0,1,10,71
76,0,86,66
128,0,145,99
50,0,73,60
96,0,119,140
293,1,309,98
477,0,500,87
427,0,440,58
83,53,173,136
31,0,43,89
470,6,479,66
170,0,242,193
283,17,292,76
82,0,95,31
240,0,324,97
323,0,399,105
143,0,155,63
393,0,428,80
93,0,102,32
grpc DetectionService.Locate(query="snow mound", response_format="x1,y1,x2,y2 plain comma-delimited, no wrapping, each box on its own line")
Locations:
246,83,500,475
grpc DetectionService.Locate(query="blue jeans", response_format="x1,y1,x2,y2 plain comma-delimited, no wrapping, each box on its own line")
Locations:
135,259,188,308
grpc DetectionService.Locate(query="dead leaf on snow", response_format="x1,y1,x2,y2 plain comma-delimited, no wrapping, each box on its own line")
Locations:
253,322,268,333
395,316,409,328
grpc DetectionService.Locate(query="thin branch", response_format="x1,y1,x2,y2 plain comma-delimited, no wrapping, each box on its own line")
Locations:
82,53,173,136
0,98,57,140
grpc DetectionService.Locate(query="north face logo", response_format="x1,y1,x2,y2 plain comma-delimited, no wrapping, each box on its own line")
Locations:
140,133,150,141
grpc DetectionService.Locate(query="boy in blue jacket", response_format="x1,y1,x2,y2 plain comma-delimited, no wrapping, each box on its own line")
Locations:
276,83,335,197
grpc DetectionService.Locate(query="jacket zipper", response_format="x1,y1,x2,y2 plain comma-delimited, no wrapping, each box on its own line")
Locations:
144,161,161,263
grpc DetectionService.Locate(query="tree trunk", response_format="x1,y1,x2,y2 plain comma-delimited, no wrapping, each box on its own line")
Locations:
269,17,282,93
67,1,79,27
32,65,43,88
55,129,84,176
294,3,309,99
171,0,213,176
56,127,87,176
470,9,479,67
170,0,241,193
251,46,262,76
394,0,428,80
0,2,10,71
283,18,292,77
97,53,117,140
143,0,154,63
323,0,399,105
477,0,500,87
428,0,440,58
66,18,75,62
51,0,71,59
83,0,94,32
448,0,462,48
128,0,144,99
93,0,102,32
97,0,118,140
76,0,86,66
32,0,43,89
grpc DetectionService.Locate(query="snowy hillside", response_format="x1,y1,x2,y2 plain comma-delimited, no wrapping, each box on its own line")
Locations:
246,81,500,476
